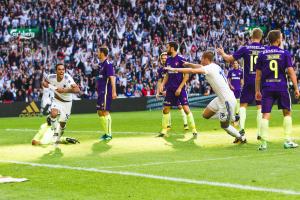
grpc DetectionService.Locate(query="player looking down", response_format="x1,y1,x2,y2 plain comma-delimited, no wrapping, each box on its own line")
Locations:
166,51,246,143
158,42,198,137
156,52,188,131
217,28,265,141
255,30,299,150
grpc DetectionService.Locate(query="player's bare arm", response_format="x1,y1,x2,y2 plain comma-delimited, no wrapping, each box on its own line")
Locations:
166,67,205,74
255,69,262,101
56,84,80,94
156,78,162,98
175,73,189,97
109,76,117,99
183,61,203,68
216,47,235,63
159,73,168,93
287,67,300,99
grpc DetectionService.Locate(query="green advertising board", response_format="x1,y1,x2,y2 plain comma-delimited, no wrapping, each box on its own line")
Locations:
8,28,39,39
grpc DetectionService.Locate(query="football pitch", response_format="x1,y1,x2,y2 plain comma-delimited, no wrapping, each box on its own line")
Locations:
1,105,300,200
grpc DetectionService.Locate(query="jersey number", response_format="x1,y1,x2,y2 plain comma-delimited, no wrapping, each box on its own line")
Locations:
250,55,258,72
269,60,278,79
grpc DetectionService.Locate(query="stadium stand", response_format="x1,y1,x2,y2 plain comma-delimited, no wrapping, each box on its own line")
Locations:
1,0,300,102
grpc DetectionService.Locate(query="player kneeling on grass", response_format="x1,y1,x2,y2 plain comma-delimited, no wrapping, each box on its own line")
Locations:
32,117,79,145
96,47,117,141
42,64,80,145
255,30,299,150
165,51,246,143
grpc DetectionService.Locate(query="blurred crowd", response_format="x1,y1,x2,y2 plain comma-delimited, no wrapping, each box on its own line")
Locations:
1,0,300,103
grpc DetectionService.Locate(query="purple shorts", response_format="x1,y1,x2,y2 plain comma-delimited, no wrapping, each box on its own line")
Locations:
96,91,112,111
261,90,291,113
240,84,261,105
233,90,241,99
164,89,189,107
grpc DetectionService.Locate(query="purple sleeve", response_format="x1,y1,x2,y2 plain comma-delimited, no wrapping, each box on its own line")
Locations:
227,70,232,79
106,63,114,76
178,55,186,67
285,51,293,69
233,46,245,60
255,53,263,70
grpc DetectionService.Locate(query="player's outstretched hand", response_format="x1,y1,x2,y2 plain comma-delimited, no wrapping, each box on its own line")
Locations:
165,67,175,71
182,61,189,67
175,88,181,97
216,47,224,55
155,93,160,99
112,92,117,99
294,89,300,99
255,91,262,101
56,88,65,93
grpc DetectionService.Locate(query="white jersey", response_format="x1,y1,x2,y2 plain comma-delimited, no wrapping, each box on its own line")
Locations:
42,87,54,99
46,73,76,101
202,63,235,102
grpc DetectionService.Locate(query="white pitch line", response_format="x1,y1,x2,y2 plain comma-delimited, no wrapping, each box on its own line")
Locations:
0,160,299,195
2,128,154,135
97,152,288,169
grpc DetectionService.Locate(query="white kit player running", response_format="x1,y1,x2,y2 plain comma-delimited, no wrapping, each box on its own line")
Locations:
166,51,246,143
42,64,80,145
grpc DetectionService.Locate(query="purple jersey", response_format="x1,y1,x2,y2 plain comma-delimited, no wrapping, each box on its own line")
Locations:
233,42,265,85
97,59,114,93
256,46,292,92
165,54,186,90
157,67,167,80
227,68,243,91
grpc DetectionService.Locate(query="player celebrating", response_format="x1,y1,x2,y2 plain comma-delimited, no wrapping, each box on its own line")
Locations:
166,51,246,143
156,52,188,130
217,28,265,140
43,64,80,145
96,47,117,141
227,61,244,118
255,30,299,150
158,42,198,137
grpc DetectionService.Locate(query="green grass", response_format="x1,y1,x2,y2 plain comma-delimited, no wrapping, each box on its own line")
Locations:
1,105,300,200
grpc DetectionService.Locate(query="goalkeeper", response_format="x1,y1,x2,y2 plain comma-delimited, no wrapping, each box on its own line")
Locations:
32,117,80,145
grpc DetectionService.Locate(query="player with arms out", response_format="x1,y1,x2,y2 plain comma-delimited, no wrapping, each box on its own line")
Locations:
96,47,117,141
217,28,265,141
158,42,198,137
156,52,188,130
42,64,80,145
255,30,299,150
227,60,244,118
166,51,246,143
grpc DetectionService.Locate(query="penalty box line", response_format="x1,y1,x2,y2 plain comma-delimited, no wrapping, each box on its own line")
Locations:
0,159,300,195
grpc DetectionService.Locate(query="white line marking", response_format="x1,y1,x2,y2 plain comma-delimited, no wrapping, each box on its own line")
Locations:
1,128,154,135
0,159,299,195
97,152,288,169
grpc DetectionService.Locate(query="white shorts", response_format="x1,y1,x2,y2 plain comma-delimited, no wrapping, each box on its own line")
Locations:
51,98,72,122
207,97,236,122
41,96,52,108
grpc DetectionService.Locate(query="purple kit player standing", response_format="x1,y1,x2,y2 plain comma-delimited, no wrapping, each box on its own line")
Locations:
156,52,188,130
217,28,265,141
227,60,244,116
158,42,198,137
255,30,299,150
96,47,117,141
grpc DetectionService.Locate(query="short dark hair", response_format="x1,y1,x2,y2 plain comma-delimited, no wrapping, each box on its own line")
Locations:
99,46,109,56
202,51,214,61
55,63,64,70
267,30,281,44
167,41,178,51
